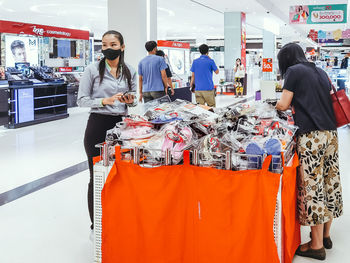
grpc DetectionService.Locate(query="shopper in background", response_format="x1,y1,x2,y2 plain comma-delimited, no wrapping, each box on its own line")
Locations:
234,58,245,97
190,44,219,107
77,30,137,230
276,43,343,261
333,57,338,67
156,50,174,95
138,41,171,103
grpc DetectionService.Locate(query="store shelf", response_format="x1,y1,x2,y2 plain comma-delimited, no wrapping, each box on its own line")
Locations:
34,94,67,100
34,104,67,111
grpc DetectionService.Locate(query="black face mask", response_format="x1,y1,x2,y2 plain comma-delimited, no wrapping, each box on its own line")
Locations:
102,48,122,60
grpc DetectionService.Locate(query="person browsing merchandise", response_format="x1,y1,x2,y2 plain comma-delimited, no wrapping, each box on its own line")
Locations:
138,41,173,103
156,50,174,95
276,43,343,261
190,44,219,107
77,30,137,230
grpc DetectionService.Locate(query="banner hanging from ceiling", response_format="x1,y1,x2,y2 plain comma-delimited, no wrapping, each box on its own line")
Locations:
289,4,347,24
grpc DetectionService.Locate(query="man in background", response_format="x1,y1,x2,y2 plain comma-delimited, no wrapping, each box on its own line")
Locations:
190,44,219,107
138,41,172,103
11,40,27,63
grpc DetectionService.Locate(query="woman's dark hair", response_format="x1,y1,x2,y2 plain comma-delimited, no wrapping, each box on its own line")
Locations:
236,58,241,65
99,30,132,89
156,50,165,57
199,44,209,55
145,41,157,52
277,43,308,78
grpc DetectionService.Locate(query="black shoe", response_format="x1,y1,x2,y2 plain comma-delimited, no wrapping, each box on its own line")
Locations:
90,223,94,230
295,243,326,260
309,232,333,249
323,237,333,249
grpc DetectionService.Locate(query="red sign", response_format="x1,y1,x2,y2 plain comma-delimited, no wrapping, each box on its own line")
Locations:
308,29,318,41
59,67,73,72
157,40,190,49
262,58,273,72
0,20,89,40
241,12,247,69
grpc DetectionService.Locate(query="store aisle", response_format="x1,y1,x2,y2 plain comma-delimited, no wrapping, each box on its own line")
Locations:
0,107,90,194
0,170,93,263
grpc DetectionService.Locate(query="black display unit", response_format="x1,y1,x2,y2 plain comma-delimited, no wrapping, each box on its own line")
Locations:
1,82,69,128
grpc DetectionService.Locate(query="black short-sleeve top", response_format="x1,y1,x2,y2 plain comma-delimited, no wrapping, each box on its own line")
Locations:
283,62,336,135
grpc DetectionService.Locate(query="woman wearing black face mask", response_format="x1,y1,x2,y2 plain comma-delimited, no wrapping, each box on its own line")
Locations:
77,30,137,230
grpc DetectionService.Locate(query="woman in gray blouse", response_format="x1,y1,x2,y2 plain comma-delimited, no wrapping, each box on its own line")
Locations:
77,30,136,230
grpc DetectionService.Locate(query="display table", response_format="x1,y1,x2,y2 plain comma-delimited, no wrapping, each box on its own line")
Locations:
93,147,300,263
0,82,69,128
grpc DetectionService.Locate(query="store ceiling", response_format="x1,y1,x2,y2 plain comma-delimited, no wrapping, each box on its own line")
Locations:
0,0,349,43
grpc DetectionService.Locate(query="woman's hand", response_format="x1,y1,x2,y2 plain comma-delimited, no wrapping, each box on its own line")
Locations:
115,93,135,104
102,96,117,106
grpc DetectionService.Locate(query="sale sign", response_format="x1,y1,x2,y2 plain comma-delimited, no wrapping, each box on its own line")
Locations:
289,4,347,24
262,58,273,72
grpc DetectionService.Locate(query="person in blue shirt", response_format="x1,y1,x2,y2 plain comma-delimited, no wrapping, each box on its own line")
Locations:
138,41,173,103
190,44,219,107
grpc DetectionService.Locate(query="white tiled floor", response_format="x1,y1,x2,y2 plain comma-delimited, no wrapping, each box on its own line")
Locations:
0,95,349,263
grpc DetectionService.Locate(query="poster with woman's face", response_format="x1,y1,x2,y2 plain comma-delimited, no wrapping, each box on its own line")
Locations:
289,5,309,24
5,35,39,67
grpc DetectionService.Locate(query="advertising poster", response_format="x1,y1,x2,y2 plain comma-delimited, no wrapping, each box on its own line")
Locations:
169,50,185,75
5,35,39,67
17,88,34,123
290,4,347,24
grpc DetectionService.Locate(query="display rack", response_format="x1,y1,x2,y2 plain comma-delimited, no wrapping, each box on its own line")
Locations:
93,141,296,263
3,82,68,128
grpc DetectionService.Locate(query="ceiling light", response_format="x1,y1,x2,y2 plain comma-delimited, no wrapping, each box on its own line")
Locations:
157,7,175,17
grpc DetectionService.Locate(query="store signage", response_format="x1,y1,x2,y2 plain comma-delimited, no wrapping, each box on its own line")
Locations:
289,4,347,24
262,58,273,72
157,40,190,49
309,28,350,41
0,20,89,40
308,29,318,41
59,67,73,72
241,12,247,70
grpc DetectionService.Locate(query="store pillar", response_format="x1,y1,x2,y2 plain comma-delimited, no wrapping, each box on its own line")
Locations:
108,0,157,70
262,30,276,80
224,12,246,71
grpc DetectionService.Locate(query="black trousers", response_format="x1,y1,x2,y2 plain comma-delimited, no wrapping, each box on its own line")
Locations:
83,113,122,226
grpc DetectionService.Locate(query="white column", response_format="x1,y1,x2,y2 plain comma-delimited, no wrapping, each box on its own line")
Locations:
108,0,157,70
263,30,276,80
263,30,276,60
224,12,242,71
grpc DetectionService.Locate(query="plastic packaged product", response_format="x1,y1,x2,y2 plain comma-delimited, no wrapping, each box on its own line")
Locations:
243,136,265,169
157,122,196,164
264,138,282,171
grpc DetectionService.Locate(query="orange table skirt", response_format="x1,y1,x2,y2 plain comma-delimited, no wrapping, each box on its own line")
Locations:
102,149,300,263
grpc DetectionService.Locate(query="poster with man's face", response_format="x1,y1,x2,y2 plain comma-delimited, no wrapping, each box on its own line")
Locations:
5,35,39,67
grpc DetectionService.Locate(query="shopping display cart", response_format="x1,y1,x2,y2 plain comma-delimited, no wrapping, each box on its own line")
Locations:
93,140,295,263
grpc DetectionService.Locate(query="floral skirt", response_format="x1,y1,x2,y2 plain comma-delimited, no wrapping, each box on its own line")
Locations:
297,130,343,226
